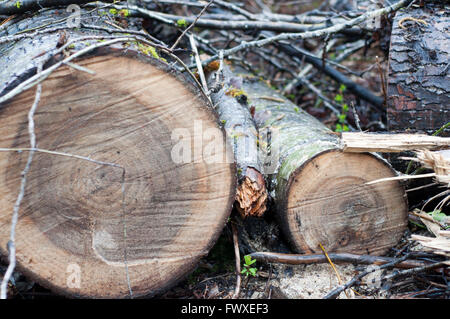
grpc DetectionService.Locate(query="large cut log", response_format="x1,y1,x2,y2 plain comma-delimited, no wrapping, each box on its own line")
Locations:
229,69,408,255
0,10,236,298
387,2,450,136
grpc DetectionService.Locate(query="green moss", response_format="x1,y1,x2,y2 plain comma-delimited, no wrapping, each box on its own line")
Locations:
177,18,188,28
137,43,167,62
225,87,247,98
119,9,130,17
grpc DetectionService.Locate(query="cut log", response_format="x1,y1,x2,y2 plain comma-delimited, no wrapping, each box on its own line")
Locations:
0,10,236,298
206,63,268,218
232,70,408,255
387,2,450,136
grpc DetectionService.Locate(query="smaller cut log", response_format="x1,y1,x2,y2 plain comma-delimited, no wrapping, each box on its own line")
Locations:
206,63,268,218
228,69,408,256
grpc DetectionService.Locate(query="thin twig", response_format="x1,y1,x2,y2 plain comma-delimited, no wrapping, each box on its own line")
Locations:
0,147,123,169
189,34,210,102
0,63,43,299
198,0,410,68
231,222,241,299
323,253,413,299
170,0,214,51
319,243,350,298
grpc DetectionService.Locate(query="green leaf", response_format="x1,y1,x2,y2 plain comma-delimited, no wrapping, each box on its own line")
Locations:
249,268,257,276
334,94,343,103
429,210,446,223
339,84,347,92
244,255,256,266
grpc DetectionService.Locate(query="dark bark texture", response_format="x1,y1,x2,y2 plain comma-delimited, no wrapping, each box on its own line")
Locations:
387,2,450,136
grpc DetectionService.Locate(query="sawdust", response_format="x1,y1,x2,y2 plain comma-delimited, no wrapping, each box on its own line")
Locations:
269,263,357,299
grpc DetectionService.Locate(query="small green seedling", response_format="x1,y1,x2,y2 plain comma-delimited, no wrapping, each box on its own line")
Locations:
241,255,257,277
427,210,449,228
334,84,350,132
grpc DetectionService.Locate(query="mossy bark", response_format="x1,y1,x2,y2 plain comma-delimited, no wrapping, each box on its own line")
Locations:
229,67,408,255
207,64,267,218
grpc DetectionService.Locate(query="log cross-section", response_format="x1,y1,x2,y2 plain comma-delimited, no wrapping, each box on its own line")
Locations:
0,9,236,298
235,71,409,256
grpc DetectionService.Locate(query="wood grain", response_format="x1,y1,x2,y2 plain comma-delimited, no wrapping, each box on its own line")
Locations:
0,53,236,298
238,72,408,256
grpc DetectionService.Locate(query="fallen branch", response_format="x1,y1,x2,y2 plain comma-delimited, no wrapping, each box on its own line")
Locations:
322,253,413,299
276,41,384,109
206,63,267,218
198,0,410,68
249,251,430,270
0,0,113,15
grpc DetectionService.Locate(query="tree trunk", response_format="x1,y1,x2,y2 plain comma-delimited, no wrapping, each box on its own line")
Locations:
0,9,236,298
234,70,408,256
387,2,450,136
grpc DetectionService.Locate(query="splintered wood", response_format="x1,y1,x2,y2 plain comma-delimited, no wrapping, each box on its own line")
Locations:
341,132,450,153
235,168,268,218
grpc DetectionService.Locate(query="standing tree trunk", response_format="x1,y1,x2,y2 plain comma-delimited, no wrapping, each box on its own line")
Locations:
232,69,408,256
0,9,236,298
387,2,450,136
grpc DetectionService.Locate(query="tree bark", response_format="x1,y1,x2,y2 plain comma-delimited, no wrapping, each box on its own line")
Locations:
387,2,450,136
231,69,408,256
0,9,236,298
206,63,267,218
